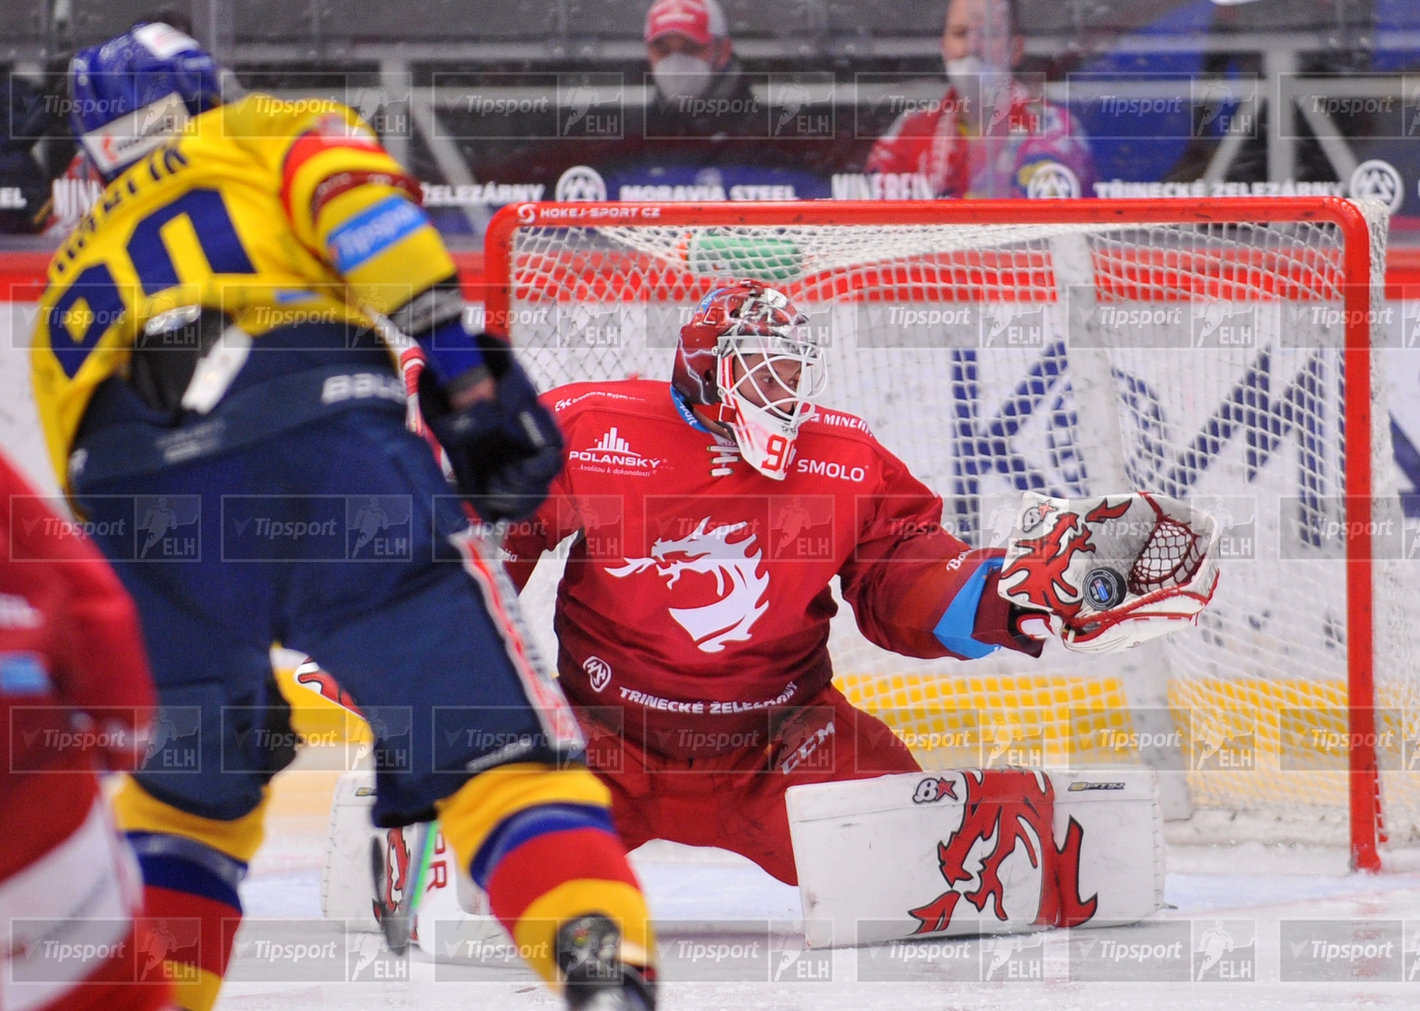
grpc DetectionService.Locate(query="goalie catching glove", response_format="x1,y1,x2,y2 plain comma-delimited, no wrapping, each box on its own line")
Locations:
418,332,564,523
996,491,1220,654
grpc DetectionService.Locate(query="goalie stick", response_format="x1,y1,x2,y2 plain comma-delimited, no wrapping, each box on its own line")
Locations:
370,822,436,954
362,309,443,954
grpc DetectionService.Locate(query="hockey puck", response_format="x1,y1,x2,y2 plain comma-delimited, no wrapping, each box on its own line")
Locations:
1084,567,1127,609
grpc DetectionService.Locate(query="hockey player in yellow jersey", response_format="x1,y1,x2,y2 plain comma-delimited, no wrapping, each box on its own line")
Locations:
32,22,655,1011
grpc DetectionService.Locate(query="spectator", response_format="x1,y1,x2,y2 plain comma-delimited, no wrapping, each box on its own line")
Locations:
0,77,55,233
865,0,1095,198
643,0,762,139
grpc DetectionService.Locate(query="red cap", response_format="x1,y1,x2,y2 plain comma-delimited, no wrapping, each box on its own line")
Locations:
645,0,728,47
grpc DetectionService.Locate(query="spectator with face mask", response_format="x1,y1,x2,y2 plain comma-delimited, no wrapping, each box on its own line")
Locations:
865,0,1095,198
643,0,763,139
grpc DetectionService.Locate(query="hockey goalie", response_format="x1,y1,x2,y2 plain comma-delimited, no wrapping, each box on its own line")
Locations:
324,280,1220,951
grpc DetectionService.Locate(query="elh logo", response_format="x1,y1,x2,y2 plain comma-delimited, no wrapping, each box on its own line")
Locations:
553,303,624,349
1188,713,1255,771
144,705,202,771
981,933,1045,981
135,494,200,560
135,916,203,983
1192,920,1255,982
1190,302,1260,349
978,302,1047,347
346,495,412,560
770,76,833,139
558,75,624,138
980,715,1045,767
1191,77,1257,137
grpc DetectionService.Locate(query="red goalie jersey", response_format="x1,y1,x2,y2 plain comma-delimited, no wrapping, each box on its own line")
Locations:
502,380,1035,761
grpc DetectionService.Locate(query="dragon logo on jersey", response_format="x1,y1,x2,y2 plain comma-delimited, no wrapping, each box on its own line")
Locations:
606,518,769,652
907,769,1098,933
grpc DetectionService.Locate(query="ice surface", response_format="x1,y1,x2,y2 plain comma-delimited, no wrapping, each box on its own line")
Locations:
222,826,1420,1010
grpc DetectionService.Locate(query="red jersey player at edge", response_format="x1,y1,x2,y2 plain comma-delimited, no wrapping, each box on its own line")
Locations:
0,448,172,1011
501,281,1050,886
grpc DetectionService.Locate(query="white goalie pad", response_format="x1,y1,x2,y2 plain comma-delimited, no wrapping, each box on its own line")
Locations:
997,491,1221,654
322,770,382,929
786,767,1163,949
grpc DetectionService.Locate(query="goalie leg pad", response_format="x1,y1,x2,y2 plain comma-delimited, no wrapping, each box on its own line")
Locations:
786,767,1163,948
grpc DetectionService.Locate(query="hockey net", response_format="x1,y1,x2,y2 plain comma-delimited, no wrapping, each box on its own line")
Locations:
484,198,1413,868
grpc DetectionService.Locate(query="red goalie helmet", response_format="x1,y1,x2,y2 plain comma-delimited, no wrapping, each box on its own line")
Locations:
671,280,826,479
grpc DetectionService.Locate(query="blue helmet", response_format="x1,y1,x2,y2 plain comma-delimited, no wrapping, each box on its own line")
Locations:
68,22,223,179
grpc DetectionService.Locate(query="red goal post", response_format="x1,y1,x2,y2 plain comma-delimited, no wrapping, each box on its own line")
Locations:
485,197,1400,870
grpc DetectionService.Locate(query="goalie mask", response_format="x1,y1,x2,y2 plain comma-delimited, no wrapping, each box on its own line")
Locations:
672,281,826,479
68,22,225,180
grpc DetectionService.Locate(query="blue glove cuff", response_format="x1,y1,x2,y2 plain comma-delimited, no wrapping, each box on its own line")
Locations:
417,317,486,381
932,557,1003,659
